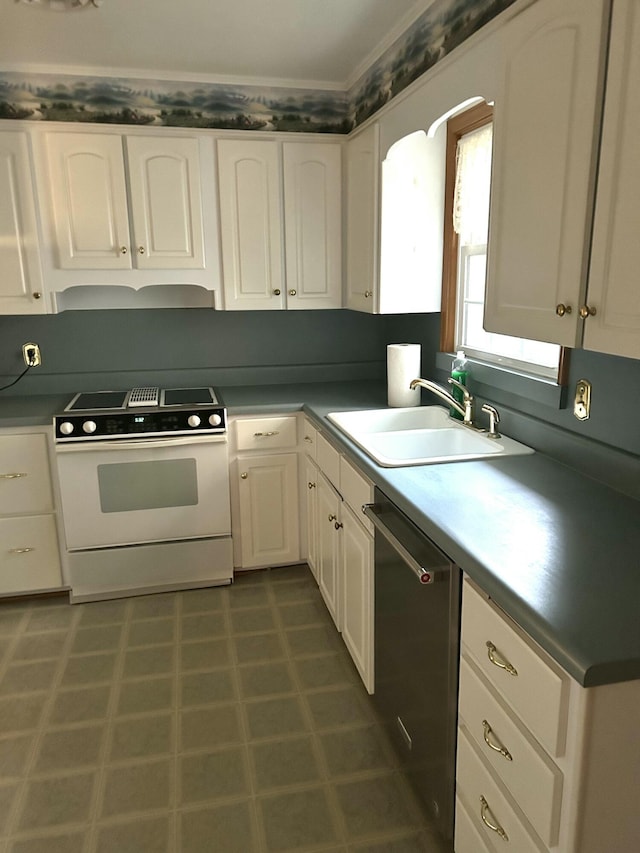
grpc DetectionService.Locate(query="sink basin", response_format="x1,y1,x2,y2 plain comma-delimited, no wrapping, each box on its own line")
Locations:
326,406,533,467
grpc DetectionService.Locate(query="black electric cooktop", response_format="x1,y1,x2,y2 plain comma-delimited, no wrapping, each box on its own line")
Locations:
66,387,220,412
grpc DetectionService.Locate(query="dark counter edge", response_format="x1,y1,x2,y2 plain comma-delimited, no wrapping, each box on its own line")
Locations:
2,381,639,688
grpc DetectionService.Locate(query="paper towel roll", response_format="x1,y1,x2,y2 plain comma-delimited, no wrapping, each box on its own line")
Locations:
387,343,421,407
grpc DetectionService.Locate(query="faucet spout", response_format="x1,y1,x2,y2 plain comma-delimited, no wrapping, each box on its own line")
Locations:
409,377,474,425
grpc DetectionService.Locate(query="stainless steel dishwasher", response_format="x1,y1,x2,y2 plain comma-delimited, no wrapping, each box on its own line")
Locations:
364,488,461,845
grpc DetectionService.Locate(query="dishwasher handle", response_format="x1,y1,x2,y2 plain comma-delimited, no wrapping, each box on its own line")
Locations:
363,502,440,584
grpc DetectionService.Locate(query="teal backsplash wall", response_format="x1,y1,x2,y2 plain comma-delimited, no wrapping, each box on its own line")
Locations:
1,308,639,468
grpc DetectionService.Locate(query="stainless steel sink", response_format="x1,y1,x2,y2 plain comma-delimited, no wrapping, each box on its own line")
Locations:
326,406,533,467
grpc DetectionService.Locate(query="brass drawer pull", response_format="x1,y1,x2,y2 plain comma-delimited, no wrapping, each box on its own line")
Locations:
480,796,509,841
0,472,28,479
483,720,513,761
486,641,518,676
10,547,35,554
253,431,280,437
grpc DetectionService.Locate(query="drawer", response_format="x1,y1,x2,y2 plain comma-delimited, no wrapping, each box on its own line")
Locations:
316,432,340,488
0,433,54,516
455,796,494,853
235,416,298,452
457,725,547,853
459,655,563,846
461,580,569,756
339,456,374,534
0,515,62,594
302,419,317,460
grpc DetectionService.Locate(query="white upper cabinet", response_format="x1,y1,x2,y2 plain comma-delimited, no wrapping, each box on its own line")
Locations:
379,128,444,314
218,138,342,311
282,141,342,309
483,0,609,347
218,138,284,310
583,0,640,359
346,120,444,315
125,136,204,270
43,131,205,271
345,122,380,313
0,131,46,314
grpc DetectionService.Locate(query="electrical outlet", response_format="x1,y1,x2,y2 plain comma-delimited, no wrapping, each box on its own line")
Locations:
574,378,591,421
22,343,42,368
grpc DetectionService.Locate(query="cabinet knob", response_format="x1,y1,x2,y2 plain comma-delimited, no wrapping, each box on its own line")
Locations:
555,303,572,317
334,521,343,530
328,514,337,522
273,289,281,296
364,290,372,298
137,246,145,255
33,291,42,300
120,246,128,255
288,289,297,296
308,482,316,489
241,472,248,480
579,304,597,320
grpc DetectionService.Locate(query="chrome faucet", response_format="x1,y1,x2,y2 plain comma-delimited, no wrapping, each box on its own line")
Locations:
409,377,474,426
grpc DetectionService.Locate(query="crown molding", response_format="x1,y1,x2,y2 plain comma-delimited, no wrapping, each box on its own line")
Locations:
0,62,348,93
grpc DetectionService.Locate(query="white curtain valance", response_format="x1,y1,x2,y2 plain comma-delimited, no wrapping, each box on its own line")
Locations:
453,123,493,245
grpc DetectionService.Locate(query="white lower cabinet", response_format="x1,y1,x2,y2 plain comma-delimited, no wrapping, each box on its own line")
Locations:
304,456,319,580
456,577,640,853
340,501,374,692
303,421,374,693
230,415,300,570
317,471,342,628
0,431,63,595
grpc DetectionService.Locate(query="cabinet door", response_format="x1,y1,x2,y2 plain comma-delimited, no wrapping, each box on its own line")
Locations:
282,142,342,309
126,136,205,270
483,0,609,346
0,515,62,595
305,456,319,581
0,434,54,515
345,123,379,313
237,453,299,568
341,504,374,693
218,139,284,310
0,132,46,314
317,472,341,628
583,0,640,359
45,132,131,269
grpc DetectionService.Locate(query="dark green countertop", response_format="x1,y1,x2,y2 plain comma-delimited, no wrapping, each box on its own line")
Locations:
2,381,639,687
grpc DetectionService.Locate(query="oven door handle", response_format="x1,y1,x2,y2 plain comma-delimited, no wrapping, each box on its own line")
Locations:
56,435,227,452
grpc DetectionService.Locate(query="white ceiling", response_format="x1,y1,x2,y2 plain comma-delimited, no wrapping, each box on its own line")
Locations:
0,0,431,87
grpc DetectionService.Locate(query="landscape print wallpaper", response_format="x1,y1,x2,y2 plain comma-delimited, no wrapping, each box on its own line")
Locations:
0,0,516,132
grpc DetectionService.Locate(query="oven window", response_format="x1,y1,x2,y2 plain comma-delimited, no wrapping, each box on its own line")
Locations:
97,459,198,513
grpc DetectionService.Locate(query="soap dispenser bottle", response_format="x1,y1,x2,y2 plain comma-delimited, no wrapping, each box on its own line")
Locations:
450,350,468,419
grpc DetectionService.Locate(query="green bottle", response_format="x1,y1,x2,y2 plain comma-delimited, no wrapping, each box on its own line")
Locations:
451,350,468,420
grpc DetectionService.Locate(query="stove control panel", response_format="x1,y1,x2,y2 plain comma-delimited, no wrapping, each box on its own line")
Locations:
54,406,227,442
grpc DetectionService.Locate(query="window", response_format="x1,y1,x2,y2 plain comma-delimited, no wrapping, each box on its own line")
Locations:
441,102,564,381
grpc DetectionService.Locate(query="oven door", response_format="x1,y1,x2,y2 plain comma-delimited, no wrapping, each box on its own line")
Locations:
56,435,230,550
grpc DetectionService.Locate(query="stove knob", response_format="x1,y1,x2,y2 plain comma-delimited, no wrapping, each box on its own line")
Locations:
187,415,201,428
82,420,97,434
209,413,222,427
59,421,74,435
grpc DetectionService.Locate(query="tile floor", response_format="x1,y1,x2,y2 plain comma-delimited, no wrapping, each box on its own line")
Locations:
0,564,452,853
